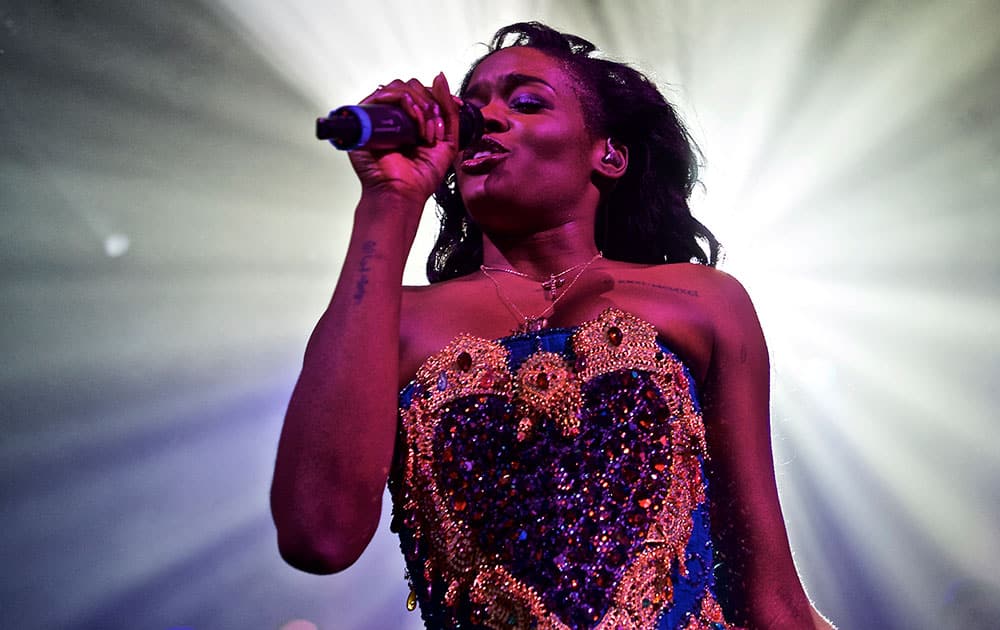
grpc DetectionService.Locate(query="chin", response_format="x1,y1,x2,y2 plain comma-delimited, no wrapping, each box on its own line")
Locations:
458,177,512,214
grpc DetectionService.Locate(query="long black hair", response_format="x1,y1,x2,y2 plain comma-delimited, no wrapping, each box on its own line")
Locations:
427,21,720,283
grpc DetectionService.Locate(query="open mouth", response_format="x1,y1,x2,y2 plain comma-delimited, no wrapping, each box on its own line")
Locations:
460,136,509,172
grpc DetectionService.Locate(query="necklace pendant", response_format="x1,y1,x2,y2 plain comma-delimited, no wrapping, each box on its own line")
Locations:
541,276,565,301
517,316,549,334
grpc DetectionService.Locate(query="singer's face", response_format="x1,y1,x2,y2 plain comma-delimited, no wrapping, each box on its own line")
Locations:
455,47,603,232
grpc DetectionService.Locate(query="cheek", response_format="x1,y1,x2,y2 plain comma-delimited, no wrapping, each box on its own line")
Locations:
523,125,594,175
526,121,582,156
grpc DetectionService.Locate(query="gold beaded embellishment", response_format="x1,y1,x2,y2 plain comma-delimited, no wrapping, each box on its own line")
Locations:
395,308,736,629
414,334,513,412
513,351,582,440
682,592,741,629
398,334,513,608
571,307,667,382
574,309,713,629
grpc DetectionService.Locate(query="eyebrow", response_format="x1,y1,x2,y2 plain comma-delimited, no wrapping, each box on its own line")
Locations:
463,73,556,101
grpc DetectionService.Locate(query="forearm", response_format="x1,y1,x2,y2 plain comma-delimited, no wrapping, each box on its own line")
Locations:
811,606,836,629
271,193,421,573
742,591,834,630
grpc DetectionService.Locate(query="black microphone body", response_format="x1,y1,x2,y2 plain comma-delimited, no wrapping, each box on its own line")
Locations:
316,102,483,151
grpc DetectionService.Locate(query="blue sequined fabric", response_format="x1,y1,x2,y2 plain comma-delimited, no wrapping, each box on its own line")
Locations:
389,308,736,629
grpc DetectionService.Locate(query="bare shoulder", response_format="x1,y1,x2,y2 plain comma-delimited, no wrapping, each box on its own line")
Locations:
398,274,510,386
650,264,765,351
629,262,764,356
609,262,754,319
400,275,477,344
639,262,749,300
592,262,753,384
401,274,489,332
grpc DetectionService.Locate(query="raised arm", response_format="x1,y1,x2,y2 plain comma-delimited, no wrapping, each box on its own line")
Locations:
270,74,459,574
702,273,835,629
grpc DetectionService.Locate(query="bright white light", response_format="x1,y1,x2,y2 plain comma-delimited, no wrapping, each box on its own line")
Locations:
103,233,130,257
203,4,1000,628
5,3,997,630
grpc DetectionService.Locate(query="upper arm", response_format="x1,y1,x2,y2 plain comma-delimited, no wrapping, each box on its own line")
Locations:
700,273,818,628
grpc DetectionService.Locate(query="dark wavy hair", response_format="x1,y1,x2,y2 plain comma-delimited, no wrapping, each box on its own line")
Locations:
427,21,720,283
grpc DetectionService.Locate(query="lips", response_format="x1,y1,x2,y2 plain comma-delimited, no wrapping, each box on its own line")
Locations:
459,136,509,173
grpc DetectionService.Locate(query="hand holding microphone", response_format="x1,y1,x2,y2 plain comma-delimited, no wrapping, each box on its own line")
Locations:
326,74,472,205
317,101,483,151
316,72,483,151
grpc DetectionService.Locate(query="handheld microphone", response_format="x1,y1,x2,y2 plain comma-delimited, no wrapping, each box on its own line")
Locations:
316,102,483,151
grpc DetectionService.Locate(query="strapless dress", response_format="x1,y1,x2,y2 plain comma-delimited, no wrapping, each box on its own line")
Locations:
389,308,740,629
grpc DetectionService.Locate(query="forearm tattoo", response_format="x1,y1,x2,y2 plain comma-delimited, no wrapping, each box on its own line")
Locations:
353,240,377,304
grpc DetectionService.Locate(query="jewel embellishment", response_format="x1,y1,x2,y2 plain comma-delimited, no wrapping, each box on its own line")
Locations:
391,308,737,629
606,325,623,346
540,275,566,300
513,351,582,439
414,334,512,412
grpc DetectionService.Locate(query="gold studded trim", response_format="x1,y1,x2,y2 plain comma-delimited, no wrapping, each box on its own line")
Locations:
513,351,582,440
682,592,743,629
600,545,676,628
470,565,566,630
571,307,668,382
396,308,735,629
413,334,513,412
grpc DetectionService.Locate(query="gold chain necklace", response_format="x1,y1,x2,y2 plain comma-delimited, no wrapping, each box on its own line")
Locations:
480,254,599,301
480,253,602,334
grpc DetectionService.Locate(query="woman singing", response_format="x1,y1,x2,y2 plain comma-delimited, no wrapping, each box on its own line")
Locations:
271,21,835,630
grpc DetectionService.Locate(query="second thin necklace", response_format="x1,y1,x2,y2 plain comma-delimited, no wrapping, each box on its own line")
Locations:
480,253,602,334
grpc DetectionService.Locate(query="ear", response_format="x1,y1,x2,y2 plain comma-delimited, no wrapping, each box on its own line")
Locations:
592,137,629,180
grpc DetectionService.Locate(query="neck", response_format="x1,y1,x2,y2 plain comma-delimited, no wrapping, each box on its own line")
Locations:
481,222,601,279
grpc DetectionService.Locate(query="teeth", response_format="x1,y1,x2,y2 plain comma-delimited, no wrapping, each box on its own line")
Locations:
473,151,492,159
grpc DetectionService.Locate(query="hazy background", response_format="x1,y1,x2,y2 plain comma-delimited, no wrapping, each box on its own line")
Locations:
2,1,998,628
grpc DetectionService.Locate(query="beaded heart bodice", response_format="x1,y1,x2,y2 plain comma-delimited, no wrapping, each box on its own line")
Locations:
389,308,739,629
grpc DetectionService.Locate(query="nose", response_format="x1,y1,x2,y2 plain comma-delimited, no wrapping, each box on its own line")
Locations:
478,99,509,133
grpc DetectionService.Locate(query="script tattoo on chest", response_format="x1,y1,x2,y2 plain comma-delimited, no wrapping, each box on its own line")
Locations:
615,278,700,298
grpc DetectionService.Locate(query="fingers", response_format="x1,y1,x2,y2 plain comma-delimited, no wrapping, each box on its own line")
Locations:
431,72,459,144
361,74,454,146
